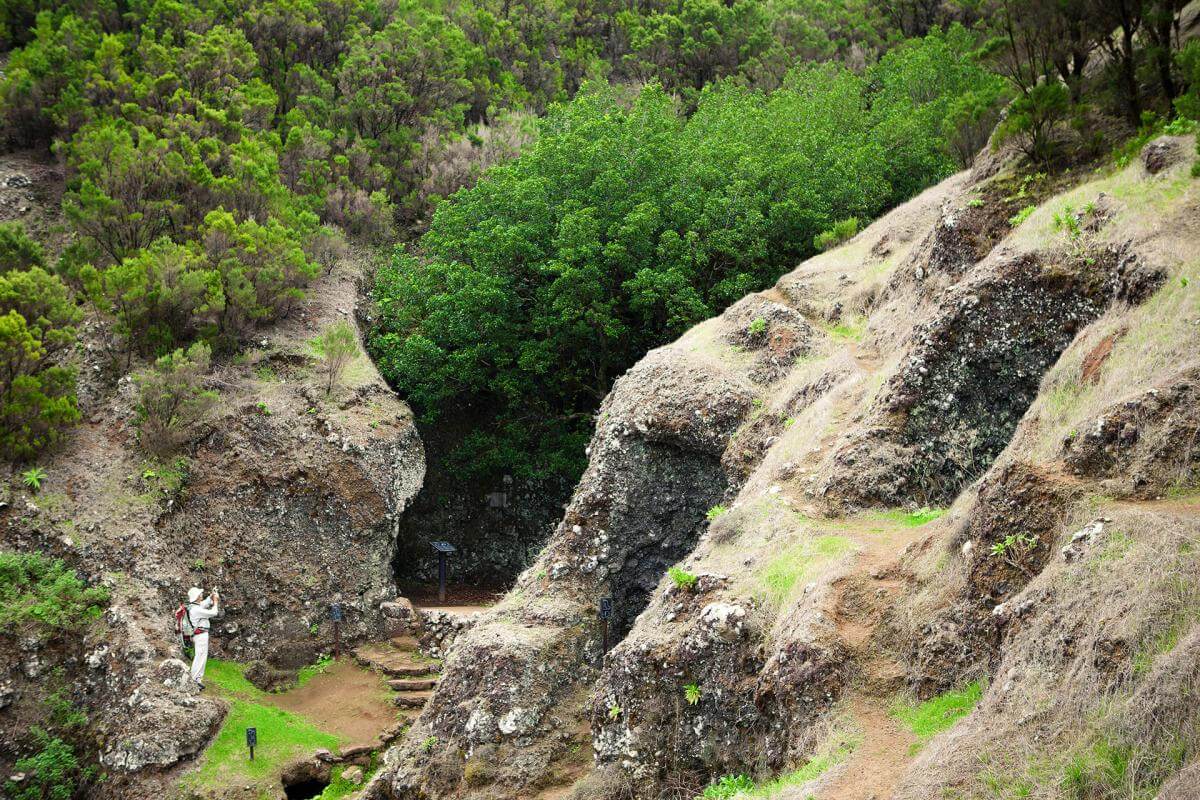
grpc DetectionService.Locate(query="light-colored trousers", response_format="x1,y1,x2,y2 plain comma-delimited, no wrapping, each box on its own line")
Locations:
191,631,209,683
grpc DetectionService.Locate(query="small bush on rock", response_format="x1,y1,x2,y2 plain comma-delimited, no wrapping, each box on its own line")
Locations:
21,466,46,491
5,728,95,800
706,505,729,521
134,342,218,455
813,217,859,252
667,566,698,590
311,320,359,395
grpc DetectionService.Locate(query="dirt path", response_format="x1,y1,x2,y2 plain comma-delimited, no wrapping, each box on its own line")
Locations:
412,603,494,615
805,513,932,800
267,659,397,749
822,699,915,800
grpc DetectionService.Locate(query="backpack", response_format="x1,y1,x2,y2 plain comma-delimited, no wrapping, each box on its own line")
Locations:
175,603,195,648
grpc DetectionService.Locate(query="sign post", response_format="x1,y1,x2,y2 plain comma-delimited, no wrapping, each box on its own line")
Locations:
431,541,456,603
330,602,343,659
246,727,257,761
599,597,613,653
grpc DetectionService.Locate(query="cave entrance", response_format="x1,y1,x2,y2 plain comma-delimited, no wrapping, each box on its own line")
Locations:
282,775,329,800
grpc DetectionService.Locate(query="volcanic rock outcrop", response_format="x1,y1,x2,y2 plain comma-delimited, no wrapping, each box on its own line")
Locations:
376,135,1199,800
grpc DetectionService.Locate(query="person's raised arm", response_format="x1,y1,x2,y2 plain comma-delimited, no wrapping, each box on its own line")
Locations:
192,600,220,620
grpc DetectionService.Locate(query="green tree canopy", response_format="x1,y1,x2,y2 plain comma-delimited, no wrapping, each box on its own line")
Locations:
371,32,999,483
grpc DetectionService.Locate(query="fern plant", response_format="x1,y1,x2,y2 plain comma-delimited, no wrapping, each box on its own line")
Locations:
668,566,698,590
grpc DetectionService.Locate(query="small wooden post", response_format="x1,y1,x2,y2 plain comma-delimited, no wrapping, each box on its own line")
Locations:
438,552,447,603
330,602,343,659
599,598,613,653
431,541,456,604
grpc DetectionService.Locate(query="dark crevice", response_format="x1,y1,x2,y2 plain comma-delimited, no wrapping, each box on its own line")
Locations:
283,777,329,800
598,442,740,640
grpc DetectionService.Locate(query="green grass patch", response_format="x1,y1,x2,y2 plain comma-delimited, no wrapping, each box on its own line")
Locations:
892,681,983,747
186,659,356,794
869,507,946,527
824,316,866,342
320,763,378,800
698,722,857,797
185,696,341,791
1133,608,1200,677
1057,737,1188,800
758,535,854,608
205,658,263,697
1008,204,1036,227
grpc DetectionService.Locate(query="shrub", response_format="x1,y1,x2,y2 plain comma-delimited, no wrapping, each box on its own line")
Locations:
1175,41,1200,122
667,566,698,590
0,551,108,635
1008,205,1036,227
371,57,995,486
699,774,754,799
90,238,221,353
21,466,46,491
813,217,860,252
995,81,1071,164
0,12,99,146
202,210,320,339
307,225,348,277
942,84,1008,166
133,342,218,455
310,320,359,395
989,532,1040,576
0,264,80,462
61,121,187,263
706,504,729,521
5,728,94,800
683,682,701,705
0,221,44,273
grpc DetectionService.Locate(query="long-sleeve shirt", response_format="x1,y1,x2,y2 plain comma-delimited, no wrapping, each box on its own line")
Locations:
188,597,220,631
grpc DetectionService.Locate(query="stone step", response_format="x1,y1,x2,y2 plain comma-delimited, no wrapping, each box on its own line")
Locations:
392,690,435,709
389,635,421,651
351,642,441,678
388,678,438,691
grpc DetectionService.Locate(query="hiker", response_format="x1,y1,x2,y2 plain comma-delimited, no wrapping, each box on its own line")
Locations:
186,586,220,689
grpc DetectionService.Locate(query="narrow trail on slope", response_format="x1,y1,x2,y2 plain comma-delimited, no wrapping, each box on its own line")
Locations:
805,514,928,800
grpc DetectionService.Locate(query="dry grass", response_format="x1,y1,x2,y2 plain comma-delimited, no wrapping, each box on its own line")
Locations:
897,497,1200,800
1025,273,1200,460
990,136,1200,461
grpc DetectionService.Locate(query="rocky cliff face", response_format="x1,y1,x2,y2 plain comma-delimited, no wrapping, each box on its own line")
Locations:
374,136,1200,800
0,153,425,795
